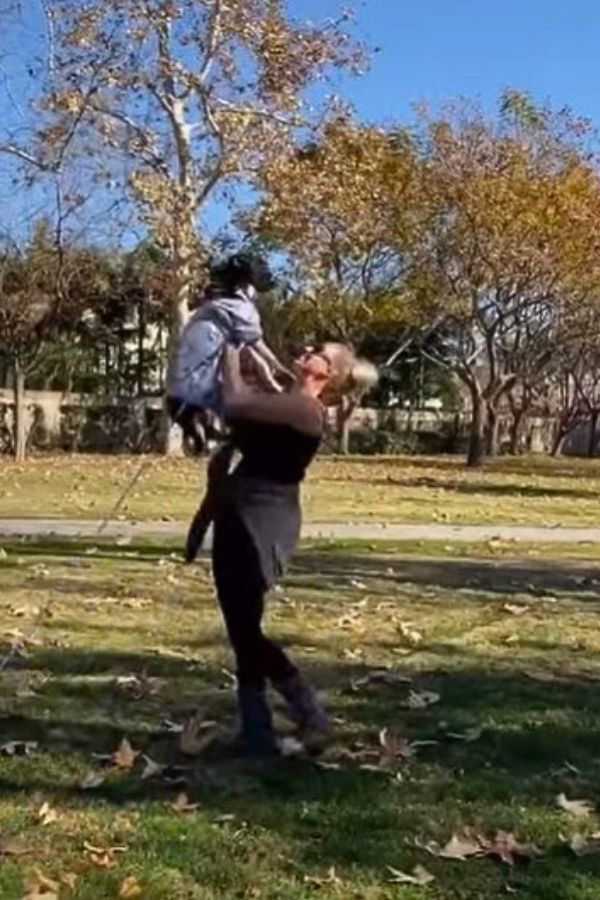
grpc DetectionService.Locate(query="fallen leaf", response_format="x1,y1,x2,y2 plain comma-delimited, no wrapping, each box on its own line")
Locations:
479,831,542,866
433,832,484,860
387,864,435,885
569,832,600,856
140,755,165,781
119,876,143,898
556,793,596,819
397,621,424,647
79,770,106,790
60,873,78,890
83,841,128,868
403,690,440,710
378,728,437,767
170,792,199,814
111,738,139,771
351,670,412,691
0,740,38,756
304,866,342,888
22,870,60,899
162,718,184,734
179,715,217,756
37,802,59,827
349,579,367,590
280,736,305,757
503,603,529,616
446,726,484,743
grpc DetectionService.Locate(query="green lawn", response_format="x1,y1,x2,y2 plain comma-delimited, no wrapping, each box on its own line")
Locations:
3,452,600,526
2,536,600,897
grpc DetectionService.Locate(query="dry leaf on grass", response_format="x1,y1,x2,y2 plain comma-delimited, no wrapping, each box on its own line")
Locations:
349,579,367,590
569,832,600,856
60,873,78,891
396,622,424,647
83,841,128,868
36,802,59,827
140,755,165,781
119,876,143,898
111,738,140,771
170,792,199,814
22,870,60,900
162,718,184,734
422,831,484,861
387,864,435,885
379,728,437,767
79,770,106,790
402,690,440,710
556,793,596,819
179,715,217,756
280,736,305,757
479,831,542,866
350,670,412,691
0,740,38,757
422,831,540,866
445,726,484,743
304,866,342,888
502,604,529,616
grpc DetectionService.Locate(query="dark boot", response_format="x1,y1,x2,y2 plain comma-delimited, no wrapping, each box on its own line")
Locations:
272,672,330,741
235,683,279,757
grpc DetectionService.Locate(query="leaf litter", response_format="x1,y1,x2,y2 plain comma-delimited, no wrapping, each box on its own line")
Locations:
556,793,596,819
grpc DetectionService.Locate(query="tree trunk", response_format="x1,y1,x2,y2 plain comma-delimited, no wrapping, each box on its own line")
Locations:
551,422,566,457
588,410,599,457
466,390,485,468
162,222,194,456
485,403,500,457
336,397,354,455
13,359,27,463
509,407,526,455
137,295,146,397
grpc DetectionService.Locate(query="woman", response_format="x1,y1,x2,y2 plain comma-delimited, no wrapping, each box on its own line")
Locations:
211,342,377,756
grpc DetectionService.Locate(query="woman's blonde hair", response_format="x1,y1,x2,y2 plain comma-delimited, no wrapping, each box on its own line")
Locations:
322,342,378,402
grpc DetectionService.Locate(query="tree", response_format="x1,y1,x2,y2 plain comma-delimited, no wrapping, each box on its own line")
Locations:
34,0,364,451
408,94,600,466
0,223,111,459
255,120,418,450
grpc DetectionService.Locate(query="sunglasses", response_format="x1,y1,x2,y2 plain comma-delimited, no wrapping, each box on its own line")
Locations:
301,345,332,377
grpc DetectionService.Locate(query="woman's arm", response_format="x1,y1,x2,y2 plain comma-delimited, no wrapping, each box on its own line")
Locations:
222,347,322,436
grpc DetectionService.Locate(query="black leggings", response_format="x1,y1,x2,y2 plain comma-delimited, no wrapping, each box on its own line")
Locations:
212,511,297,687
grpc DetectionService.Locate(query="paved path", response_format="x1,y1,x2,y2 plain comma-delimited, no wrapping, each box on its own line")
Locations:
1,518,600,543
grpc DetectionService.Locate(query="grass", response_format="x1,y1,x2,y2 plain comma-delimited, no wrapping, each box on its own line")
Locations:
2,536,600,897
5,452,600,526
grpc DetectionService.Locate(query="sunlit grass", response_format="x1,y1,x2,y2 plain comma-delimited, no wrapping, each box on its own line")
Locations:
2,537,600,897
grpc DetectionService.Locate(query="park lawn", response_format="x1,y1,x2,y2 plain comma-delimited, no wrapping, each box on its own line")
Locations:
2,539,600,897
3,452,600,527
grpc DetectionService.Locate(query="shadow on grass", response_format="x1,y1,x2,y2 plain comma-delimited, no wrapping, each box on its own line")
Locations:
290,551,600,601
326,474,600,502
4,641,600,898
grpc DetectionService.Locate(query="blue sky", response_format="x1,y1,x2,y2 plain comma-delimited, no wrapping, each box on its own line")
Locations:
2,0,600,245
296,0,600,126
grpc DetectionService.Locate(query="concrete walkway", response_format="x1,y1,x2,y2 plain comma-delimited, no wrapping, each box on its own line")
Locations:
1,518,600,543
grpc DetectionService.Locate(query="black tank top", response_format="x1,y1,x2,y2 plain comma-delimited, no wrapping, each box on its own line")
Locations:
231,419,321,485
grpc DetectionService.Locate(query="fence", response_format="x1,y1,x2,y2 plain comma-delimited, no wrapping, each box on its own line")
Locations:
0,388,598,456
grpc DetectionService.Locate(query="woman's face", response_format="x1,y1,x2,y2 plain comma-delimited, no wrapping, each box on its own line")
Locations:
293,346,332,388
